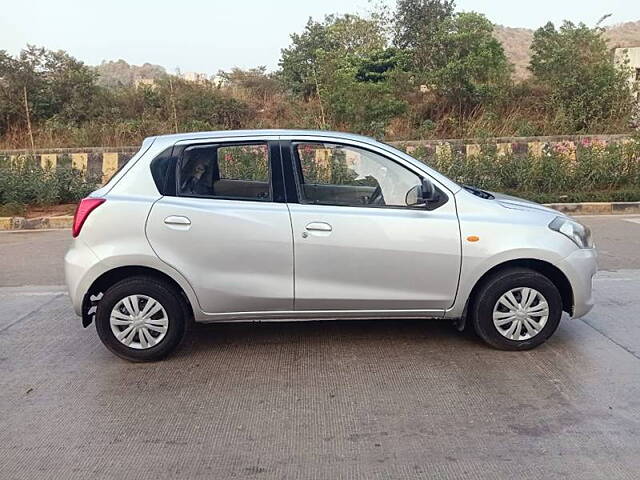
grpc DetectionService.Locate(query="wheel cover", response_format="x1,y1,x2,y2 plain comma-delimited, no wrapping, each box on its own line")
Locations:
492,287,549,341
109,295,169,350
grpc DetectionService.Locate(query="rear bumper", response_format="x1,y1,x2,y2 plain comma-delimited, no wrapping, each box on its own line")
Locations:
560,248,598,318
64,238,102,317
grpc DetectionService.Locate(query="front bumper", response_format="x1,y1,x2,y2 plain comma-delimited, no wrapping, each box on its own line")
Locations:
561,247,598,318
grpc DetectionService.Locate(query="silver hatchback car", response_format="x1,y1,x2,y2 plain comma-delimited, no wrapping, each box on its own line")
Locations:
65,130,597,361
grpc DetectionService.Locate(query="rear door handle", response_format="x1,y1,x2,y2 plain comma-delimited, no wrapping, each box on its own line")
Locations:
305,222,332,232
164,215,191,226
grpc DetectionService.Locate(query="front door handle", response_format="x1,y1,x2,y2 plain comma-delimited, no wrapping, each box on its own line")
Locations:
305,222,332,232
164,215,191,226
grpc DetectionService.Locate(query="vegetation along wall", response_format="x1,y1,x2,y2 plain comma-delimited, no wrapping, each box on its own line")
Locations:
1,134,639,207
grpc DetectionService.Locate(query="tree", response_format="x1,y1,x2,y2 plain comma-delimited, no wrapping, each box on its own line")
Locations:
323,71,407,137
392,2,510,115
355,48,409,83
321,49,408,136
0,51,27,133
428,12,511,112
529,21,633,131
0,46,100,135
393,0,456,73
279,14,386,97
43,49,101,123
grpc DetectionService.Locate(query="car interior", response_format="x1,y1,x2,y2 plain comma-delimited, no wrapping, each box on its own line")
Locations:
294,143,420,207
176,141,423,208
178,144,270,200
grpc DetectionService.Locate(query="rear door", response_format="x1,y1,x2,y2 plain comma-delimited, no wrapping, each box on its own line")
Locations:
282,138,461,313
146,138,293,315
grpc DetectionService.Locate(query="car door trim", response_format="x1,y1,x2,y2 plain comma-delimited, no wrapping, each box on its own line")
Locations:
193,308,445,322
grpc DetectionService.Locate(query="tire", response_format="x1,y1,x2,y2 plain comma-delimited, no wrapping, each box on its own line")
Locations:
470,267,563,351
95,276,186,362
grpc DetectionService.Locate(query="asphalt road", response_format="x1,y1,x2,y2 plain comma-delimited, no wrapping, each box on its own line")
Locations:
1,215,640,479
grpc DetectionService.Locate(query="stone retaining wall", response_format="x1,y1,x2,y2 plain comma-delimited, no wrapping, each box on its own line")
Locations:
393,133,633,161
0,146,139,185
0,134,634,185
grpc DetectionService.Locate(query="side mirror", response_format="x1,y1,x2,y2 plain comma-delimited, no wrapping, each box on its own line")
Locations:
421,178,438,203
405,179,439,206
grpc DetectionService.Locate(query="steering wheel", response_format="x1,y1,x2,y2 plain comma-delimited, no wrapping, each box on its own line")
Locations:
367,185,384,205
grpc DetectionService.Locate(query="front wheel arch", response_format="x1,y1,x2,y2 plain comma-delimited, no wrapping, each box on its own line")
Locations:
466,258,574,318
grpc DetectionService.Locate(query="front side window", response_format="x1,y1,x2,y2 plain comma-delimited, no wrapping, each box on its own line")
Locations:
294,142,422,207
178,143,270,201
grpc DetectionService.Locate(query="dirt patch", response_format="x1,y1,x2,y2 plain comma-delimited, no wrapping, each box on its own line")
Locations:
25,204,76,219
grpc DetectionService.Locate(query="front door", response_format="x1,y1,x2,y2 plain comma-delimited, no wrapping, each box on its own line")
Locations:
146,140,293,314
284,140,461,312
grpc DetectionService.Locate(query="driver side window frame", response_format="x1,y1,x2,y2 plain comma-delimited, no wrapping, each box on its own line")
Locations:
288,140,447,211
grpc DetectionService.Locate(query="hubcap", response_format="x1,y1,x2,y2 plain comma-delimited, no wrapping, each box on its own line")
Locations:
109,295,169,350
492,287,549,341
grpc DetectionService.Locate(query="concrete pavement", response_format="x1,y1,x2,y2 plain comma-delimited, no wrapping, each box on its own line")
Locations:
1,215,640,479
0,230,69,287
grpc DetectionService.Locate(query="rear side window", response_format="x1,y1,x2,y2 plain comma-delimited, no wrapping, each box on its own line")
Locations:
149,147,176,195
178,143,271,201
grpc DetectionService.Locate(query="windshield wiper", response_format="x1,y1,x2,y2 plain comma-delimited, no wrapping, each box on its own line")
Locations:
463,184,494,200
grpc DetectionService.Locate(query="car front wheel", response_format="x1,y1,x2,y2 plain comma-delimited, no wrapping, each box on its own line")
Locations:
95,276,186,362
470,268,563,350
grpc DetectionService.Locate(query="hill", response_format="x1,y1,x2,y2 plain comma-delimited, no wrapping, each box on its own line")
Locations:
95,59,167,87
494,20,640,80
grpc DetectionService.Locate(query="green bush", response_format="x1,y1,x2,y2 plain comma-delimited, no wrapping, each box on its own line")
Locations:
507,189,640,204
405,137,640,202
1,138,639,210
0,155,99,207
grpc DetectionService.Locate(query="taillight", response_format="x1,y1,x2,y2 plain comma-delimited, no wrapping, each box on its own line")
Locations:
72,197,106,237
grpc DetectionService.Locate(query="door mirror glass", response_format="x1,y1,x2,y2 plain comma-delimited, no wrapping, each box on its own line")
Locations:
405,184,421,206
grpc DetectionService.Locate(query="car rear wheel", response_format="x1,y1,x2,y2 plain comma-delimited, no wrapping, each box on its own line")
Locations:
95,276,186,362
470,268,563,350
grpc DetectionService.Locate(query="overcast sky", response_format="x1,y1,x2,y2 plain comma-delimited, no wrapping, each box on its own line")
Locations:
2,0,639,74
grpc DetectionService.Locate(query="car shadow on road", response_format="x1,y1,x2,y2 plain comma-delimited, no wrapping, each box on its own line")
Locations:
179,318,485,357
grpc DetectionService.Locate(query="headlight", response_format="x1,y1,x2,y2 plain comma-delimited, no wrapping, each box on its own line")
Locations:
548,216,593,249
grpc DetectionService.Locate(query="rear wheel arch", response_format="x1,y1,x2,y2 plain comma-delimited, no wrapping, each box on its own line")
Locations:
82,266,194,327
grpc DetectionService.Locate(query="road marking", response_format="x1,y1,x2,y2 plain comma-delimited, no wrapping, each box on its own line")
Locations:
0,286,68,296
0,228,69,234
0,291,69,297
594,269,640,281
624,218,640,225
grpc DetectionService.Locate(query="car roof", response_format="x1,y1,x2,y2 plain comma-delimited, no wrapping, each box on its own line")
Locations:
146,129,377,145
